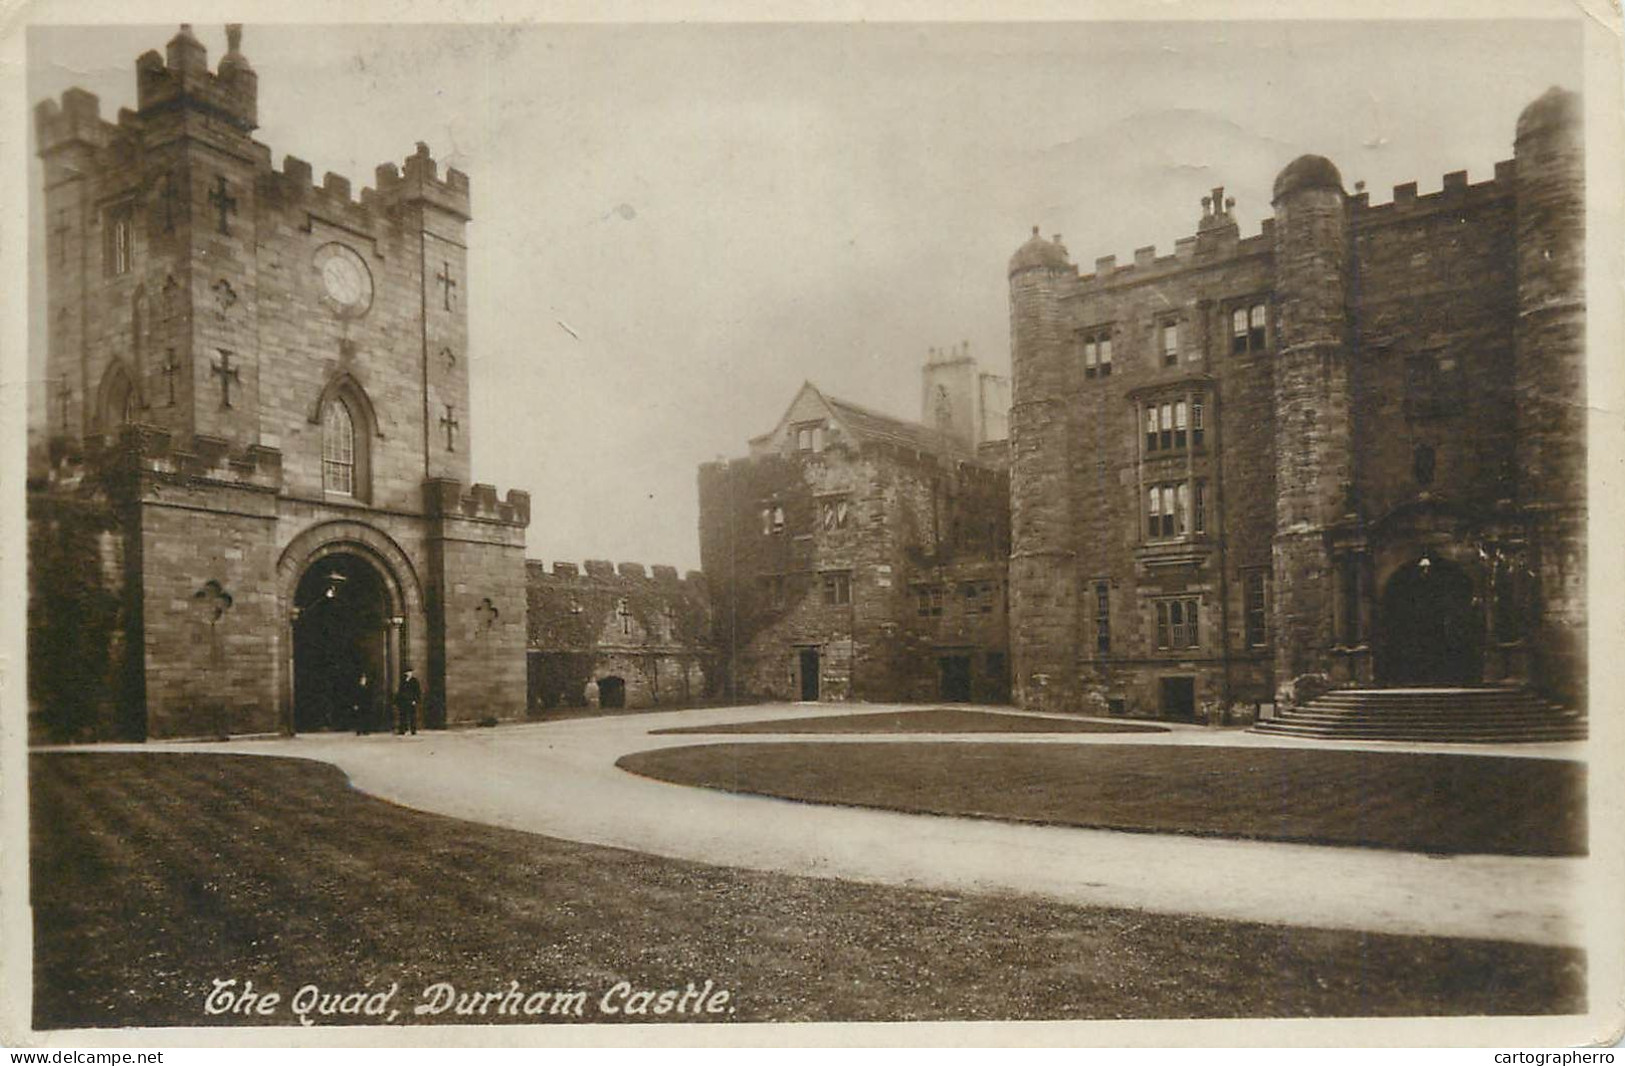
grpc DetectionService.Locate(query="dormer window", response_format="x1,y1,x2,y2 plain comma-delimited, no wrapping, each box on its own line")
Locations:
761,503,786,536
794,422,824,452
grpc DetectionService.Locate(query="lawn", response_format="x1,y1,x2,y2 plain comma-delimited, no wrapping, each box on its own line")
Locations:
651,707,1169,736
617,742,1585,857
30,752,1581,1027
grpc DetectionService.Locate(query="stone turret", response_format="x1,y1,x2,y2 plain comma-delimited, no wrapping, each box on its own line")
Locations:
1007,226,1079,712
1512,87,1585,706
1269,154,1354,703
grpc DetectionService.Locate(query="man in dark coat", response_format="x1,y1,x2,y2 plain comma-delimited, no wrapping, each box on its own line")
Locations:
395,668,422,735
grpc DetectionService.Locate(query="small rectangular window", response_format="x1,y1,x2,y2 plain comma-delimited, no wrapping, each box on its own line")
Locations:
1174,401,1188,449
1145,406,1159,453
1231,301,1269,354
1081,328,1113,380
1161,321,1179,366
1193,401,1205,448
1245,571,1268,648
1194,481,1206,534
1095,582,1111,654
1159,403,1173,450
822,571,851,606
105,202,134,276
1157,598,1200,649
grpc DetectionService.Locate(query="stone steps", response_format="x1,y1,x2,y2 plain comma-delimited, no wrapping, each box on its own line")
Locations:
1252,687,1586,743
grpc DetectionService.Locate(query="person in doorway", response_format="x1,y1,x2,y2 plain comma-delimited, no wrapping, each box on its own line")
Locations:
353,671,372,735
395,668,422,735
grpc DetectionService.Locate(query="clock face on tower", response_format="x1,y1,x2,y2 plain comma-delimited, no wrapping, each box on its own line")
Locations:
313,243,373,317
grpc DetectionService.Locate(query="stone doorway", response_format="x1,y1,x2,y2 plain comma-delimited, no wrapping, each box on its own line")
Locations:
292,553,393,733
598,676,627,709
1378,556,1481,686
939,654,972,702
798,648,820,701
1160,676,1195,721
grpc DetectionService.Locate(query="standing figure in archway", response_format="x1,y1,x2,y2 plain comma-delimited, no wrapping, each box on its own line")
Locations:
352,671,373,735
395,668,421,735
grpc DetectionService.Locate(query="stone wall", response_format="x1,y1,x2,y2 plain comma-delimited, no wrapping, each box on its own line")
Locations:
699,429,1009,705
1006,93,1588,716
525,559,713,710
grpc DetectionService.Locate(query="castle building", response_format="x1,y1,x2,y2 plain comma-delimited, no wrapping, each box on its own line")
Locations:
526,559,713,711
28,26,531,739
1006,89,1585,721
698,356,1012,704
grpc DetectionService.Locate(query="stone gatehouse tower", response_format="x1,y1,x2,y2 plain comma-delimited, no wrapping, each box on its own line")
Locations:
28,26,529,740
1007,88,1584,720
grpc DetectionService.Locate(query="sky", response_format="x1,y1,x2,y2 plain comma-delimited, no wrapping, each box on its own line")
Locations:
24,17,1583,571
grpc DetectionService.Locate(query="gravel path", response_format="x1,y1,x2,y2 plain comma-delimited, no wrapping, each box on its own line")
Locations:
65,702,1587,947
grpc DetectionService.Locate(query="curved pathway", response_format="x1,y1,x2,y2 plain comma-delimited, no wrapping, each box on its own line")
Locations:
65,703,1588,948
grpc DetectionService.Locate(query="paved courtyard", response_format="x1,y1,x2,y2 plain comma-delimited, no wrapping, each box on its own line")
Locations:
83,703,1587,948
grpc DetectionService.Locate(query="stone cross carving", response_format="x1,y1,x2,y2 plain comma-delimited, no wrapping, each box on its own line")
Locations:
212,278,238,317
475,597,499,633
208,175,237,236
436,261,457,311
194,578,234,623
161,350,180,406
211,350,240,408
439,404,459,451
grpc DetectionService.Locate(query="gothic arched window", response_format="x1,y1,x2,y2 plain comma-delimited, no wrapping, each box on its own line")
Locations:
323,399,356,496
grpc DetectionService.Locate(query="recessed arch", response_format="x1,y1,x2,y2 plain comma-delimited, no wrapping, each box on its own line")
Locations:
93,360,137,435
309,371,384,437
310,372,381,502
276,520,426,735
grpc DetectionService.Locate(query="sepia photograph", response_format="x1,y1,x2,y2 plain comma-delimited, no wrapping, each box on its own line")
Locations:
2,0,1620,1050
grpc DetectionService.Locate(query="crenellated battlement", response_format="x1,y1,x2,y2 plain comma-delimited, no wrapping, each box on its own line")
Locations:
134,24,258,133
372,142,472,221
44,424,286,493
1349,162,1515,222
34,88,116,156
527,559,706,589
263,141,470,230
423,478,531,527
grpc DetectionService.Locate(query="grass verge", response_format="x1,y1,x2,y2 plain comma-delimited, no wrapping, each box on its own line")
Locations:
616,742,1584,857
30,752,1581,1028
651,707,1169,736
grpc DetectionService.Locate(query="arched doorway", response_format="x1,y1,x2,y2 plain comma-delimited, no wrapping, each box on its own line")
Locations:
292,553,392,732
598,676,626,709
1377,556,1481,686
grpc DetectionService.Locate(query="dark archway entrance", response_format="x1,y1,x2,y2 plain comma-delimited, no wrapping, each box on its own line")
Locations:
1377,556,1481,686
798,649,820,701
939,654,972,702
598,676,626,709
293,553,392,733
